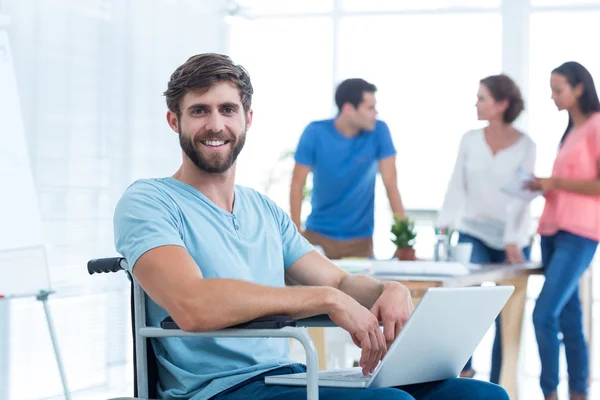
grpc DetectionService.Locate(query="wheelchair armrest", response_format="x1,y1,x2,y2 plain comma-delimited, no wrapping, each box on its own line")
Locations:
161,315,298,330
161,314,338,330
295,314,338,327
146,322,324,399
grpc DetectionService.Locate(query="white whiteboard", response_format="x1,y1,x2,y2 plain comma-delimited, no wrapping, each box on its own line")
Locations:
0,28,50,296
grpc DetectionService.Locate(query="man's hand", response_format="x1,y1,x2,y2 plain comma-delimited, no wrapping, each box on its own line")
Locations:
370,282,414,349
505,244,525,264
327,291,387,376
394,211,406,220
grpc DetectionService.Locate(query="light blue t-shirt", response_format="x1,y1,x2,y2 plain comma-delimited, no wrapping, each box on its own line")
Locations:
113,178,314,400
294,119,397,240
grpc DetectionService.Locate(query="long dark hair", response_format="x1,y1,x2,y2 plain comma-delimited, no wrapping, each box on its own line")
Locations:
552,61,600,146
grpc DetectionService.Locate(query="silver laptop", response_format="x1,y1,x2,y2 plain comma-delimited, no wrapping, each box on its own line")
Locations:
265,285,514,388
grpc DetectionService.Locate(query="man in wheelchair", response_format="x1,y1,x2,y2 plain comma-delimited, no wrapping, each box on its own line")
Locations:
113,53,509,400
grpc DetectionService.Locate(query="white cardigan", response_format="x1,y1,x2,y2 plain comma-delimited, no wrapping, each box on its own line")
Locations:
436,129,536,250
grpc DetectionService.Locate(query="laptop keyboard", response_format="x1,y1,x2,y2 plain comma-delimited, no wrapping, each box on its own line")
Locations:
321,370,371,381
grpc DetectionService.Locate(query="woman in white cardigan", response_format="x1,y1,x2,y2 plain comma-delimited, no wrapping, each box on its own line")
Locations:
437,74,536,381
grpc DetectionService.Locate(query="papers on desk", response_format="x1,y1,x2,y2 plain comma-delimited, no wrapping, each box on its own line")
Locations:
332,258,372,274
333,259,476,277
501,168,542,202
371,261,472,277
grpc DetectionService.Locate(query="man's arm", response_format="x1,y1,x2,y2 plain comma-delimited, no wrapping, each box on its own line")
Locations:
287,250,384,307
379,155,405,218
135,245,387,374
290,163,311,231
286,251,413,348
133,245,338,332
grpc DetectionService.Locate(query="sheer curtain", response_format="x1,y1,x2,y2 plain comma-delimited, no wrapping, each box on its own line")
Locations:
1,0,227,398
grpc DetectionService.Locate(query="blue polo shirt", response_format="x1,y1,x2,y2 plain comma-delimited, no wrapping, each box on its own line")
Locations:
113,178,314,399
294,119,397,239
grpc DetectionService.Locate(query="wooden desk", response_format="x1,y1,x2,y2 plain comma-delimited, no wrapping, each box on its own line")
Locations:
310,263,541,400
398,264,540,400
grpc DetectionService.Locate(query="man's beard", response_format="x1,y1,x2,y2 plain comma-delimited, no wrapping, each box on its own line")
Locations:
179,129,246,174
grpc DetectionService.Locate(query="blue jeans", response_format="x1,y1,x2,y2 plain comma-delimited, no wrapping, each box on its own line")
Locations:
211,364,509,400
457,232,531,383
533,230,598,396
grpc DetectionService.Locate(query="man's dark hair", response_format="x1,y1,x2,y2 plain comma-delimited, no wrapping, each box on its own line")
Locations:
480,74,525,124
335,78,377,112
164,53,253,116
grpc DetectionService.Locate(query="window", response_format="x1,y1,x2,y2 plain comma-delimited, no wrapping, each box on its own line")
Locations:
235,0,333,15
528,11,600,216
532,0,600,7
228,18,334,208
338,13,502,257
340,0,500,12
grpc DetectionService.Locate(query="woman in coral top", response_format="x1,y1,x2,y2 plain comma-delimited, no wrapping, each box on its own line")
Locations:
527,61,600,400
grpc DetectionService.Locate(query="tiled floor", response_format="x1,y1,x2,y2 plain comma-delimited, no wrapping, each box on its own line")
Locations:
47,377,599,400
42,375,599,400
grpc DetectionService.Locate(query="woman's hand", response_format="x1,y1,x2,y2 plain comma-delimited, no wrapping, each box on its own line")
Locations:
505,244,525,264
437,226,448,235
525,177,555,193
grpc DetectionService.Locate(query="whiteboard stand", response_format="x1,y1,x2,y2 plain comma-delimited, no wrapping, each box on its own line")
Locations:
0,291,71,400
0,299,9,400
38,290,71,400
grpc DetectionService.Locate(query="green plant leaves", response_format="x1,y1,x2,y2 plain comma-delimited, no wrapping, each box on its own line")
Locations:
390,216,417,248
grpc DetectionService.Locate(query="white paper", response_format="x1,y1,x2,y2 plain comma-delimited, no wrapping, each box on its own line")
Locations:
501,168,542,202
371,261,471,276
332,258,372,273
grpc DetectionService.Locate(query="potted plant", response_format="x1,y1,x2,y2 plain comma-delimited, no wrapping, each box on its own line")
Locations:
391,216,417,260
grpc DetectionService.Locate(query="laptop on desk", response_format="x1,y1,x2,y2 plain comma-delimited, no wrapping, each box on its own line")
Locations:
265,285,514,389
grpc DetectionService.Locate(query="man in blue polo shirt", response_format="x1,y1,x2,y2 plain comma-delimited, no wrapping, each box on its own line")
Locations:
290,79,405,259
113,53,508,400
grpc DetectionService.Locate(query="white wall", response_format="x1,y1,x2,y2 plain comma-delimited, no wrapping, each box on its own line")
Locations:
0,0,227,398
